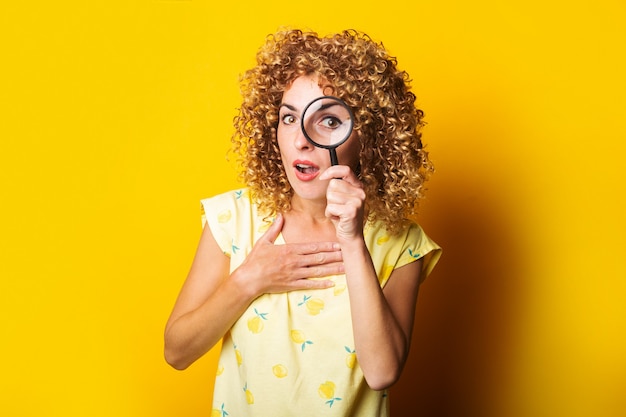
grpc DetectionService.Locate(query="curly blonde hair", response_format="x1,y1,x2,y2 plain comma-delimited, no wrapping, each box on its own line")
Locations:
230,29,434,235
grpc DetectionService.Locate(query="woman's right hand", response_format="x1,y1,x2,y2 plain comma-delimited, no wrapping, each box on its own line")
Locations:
165,212,344,370
232,213,344,298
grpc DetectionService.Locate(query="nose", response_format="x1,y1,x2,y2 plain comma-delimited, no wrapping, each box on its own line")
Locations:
293,126,313,151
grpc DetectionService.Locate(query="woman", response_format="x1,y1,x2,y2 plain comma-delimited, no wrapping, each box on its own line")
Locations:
165,29,441,416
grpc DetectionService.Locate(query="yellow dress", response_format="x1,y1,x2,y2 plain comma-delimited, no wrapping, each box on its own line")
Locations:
201,189,441,417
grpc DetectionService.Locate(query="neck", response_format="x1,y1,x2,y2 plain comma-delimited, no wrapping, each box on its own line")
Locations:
282,195,336,243
289,194,329,223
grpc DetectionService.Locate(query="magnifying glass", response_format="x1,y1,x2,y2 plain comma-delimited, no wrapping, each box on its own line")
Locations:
301,96,354,166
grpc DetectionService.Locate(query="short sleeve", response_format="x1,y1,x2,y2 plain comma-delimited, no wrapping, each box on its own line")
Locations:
200,188,262,261
367,221,442,287
395,223,442,283
200,191,239,257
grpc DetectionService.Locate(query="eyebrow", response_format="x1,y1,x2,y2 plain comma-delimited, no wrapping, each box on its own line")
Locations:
279,103,297,112
315,101,342,112
279,100,342,114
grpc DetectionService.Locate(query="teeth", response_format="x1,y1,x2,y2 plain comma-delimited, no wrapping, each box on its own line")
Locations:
296,164,317,174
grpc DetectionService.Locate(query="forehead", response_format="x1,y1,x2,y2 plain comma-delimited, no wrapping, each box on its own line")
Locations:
281,75,328,107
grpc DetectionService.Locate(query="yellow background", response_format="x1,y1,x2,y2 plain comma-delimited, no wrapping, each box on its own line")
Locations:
1,1,625,416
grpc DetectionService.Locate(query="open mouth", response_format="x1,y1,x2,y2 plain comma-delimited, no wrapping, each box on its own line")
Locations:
295,163,319,174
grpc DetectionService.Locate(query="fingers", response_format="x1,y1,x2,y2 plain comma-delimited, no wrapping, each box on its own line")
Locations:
260,213,284,244
297,278,336,290
320,168,366,241
287,264,344,291
294,250,344,269
301,262,345,279
277,246,345,286
277,244,343,274
319,165,361,186
325,178,365,218
249,211,349,294
321,166,365,204
289,241,342,256
259,255,343,294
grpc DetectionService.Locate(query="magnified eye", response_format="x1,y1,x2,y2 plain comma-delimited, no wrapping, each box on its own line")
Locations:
300,96,354,153
319,115,342,129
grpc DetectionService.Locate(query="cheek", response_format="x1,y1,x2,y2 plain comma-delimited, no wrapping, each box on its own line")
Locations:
276,126,291,162
276,130,287,158
276,124,294,149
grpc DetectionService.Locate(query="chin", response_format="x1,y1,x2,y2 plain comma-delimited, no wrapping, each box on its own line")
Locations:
290,182,327,202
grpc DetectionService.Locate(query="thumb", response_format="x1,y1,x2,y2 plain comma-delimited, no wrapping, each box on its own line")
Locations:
261,213,284,243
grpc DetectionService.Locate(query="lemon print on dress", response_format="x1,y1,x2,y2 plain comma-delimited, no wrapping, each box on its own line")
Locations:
306,298,324,315
344,346,356,369
272,364,288,378
243,383,254,404
333,283,346,296
298,295,324,315
217,209,232,224
376,234,390,245
234,189,248,199
290,329,313,352
233,343,243,366
216,364,224,376
247,308,268,333
211,403,227,417
318,381,342,408
408,248,421,259
381,264,394,281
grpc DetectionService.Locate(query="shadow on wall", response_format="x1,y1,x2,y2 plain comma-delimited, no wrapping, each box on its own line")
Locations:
390,171,526,417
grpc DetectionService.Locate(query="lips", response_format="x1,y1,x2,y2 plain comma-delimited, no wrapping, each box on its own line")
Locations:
293,160,320,181
296,163,317,174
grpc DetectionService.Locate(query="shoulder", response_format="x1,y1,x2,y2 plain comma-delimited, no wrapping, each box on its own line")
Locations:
364,219,424,248
200,188,272,256
201,188,252,211
200,188,253,225
366,219,442,283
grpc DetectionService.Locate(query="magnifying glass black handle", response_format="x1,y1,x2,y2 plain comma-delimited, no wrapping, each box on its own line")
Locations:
329,148,339,166
328,148,344,180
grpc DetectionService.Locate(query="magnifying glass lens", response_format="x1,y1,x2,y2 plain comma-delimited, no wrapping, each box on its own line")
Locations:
302,97,353,148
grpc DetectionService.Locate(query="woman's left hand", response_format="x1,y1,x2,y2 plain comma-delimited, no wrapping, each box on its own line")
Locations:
319,165,366,242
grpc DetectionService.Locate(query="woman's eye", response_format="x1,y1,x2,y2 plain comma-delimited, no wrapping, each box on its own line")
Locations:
282,114,297,125
320,116,341,129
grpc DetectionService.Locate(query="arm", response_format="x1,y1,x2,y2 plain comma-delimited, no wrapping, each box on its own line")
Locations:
341,241,422,391
164,224,252,370
164,214,344,370
321,166,424,390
